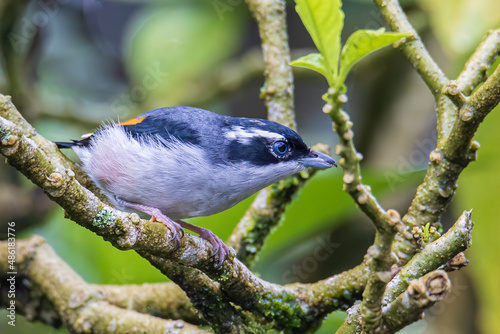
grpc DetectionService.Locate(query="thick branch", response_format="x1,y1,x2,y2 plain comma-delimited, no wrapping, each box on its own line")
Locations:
381,270,451,333
245,0,296,129
400,64,499,244
384,210,473,303
0,236,209,333
94,283,203,325
302,263,368,311
338,270,451,334
138,252,253,333
338,210,473,332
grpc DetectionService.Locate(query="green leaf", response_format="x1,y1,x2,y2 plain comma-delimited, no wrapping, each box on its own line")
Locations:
294,0,344,80
290,53,332,83
338,28,410,84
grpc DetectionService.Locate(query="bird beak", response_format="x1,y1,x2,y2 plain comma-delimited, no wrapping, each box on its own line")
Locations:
302,150,337,169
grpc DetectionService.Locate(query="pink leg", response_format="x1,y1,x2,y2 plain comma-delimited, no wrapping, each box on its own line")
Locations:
176,220,229,268
115,198,184,249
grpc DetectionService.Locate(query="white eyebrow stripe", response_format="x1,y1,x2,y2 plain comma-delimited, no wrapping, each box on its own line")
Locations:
224,126,285,145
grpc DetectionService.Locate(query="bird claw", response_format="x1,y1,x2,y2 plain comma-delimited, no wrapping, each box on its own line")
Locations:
113,198,184,251
197,229,230,269
152,215,184,250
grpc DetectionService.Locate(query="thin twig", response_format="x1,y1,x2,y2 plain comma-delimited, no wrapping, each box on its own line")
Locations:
456,29,500,95
324,95,388,229
444,64,500,162
372,0,448,96
324,77,398,334
373,0,454,144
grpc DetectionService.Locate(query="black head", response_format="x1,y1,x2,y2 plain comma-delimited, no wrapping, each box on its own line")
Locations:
223,117,336,169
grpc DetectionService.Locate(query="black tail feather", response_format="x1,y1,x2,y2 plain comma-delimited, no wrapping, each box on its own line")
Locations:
56,137,92,149
56,141,76,149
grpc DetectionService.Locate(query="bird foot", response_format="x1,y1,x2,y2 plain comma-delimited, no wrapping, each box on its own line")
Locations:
114,198,227,267
115,198,184,249
150,212,184,250
177,220,230,269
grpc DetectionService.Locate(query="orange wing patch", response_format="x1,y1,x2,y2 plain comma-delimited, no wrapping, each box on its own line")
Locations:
120,116,147,126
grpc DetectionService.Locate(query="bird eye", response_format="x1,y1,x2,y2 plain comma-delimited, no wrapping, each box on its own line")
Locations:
273,141,288,156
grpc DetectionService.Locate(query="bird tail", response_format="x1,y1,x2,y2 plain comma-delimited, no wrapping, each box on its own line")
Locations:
56,136,93,149
56,141,76,149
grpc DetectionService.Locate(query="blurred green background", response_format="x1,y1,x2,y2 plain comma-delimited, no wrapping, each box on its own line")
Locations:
0,0,498,333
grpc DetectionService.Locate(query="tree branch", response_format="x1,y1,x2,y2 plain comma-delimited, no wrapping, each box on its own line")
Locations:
0,93,367,332
456,29,500,96
245,0,296,129
373,0,455,145
324,95,388,230
443,64,500,162
380,270,451,333
93,283,203,325
137,252,253,333
383,210,473,303
338,269,452,334
372,0,448,96
0,236,210,334
400,62,499,260
360,211,400,332
339,210,473,332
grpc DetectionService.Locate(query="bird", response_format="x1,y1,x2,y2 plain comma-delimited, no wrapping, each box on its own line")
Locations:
56,106,337,267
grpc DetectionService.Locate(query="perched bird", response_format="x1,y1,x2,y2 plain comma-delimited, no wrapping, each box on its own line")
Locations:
57,107,336,267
